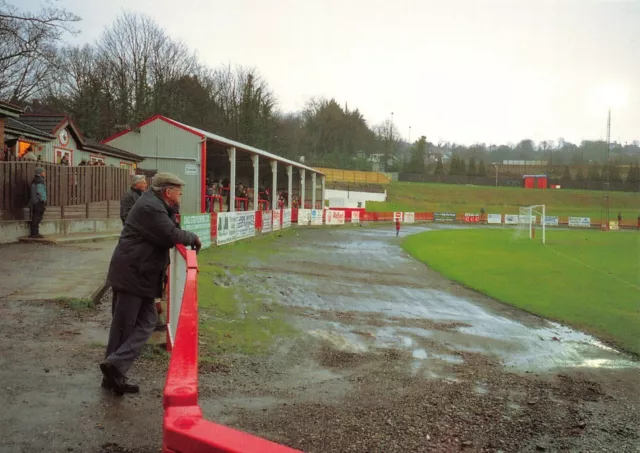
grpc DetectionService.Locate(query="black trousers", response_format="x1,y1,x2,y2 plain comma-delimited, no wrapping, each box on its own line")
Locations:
30,203,45,236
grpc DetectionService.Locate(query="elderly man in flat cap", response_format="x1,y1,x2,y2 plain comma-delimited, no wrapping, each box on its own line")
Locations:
120,175,148,225
101,172,201,395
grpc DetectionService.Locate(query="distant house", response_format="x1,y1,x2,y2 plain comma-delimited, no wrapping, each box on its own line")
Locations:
368,153,399,172
1,113,143,171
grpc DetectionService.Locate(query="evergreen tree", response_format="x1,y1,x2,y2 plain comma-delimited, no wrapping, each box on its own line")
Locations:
477,160,487,176
467,157,477,176
587,162,601,181
561,165,572,181
434,156,444,175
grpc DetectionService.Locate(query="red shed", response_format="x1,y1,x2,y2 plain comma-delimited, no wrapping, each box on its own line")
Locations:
523,174,547,189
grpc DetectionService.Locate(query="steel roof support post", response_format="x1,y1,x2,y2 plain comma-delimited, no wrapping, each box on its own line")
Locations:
286,165,293,209
228,147,236,212
271,160,278,211
300,169,306,209
252,154,259,211
321,175,326,209
311,173,317,209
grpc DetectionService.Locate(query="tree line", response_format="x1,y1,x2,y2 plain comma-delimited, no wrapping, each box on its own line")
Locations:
2,2,639,173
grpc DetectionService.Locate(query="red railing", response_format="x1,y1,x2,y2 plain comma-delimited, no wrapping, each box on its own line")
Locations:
163,244,301,453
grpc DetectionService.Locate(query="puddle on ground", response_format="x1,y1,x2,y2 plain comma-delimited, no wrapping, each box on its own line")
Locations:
238,226,639,372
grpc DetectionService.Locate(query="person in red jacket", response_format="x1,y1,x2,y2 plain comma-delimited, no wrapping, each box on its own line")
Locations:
395,218,401,237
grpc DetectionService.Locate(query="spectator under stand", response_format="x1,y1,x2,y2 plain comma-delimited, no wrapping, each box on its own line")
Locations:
102,115,325,214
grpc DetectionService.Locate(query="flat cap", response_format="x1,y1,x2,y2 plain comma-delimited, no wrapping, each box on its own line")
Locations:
152,172,185,188
132,175,146,184
35,167,45,175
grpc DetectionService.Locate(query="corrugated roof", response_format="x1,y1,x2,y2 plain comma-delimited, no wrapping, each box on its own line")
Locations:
168,118,324,176
0,100,22,117
4,118,55,141
84,138,144,162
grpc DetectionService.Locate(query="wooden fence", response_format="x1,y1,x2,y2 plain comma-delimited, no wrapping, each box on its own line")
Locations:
0,162,130,220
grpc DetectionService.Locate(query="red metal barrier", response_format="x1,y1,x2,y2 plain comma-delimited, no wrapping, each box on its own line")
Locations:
164,245,302,453
255,210,263,231
235,197,249,211
206,195,224,212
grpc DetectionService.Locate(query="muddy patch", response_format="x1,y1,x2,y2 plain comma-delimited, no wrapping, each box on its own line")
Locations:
199,225,639,452
0,290,164,453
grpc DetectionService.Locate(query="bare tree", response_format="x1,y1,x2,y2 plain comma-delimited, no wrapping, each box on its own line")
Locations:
97,12,199,128
0,0,79,101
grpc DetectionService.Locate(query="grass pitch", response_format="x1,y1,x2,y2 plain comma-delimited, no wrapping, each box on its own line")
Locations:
402,228,640,355
369,182,640,220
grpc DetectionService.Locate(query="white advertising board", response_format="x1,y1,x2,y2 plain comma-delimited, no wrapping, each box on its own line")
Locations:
216,212,237,246
487,214,502,224
311,209,323,225
543,216,559,226
216,212,255,245
273,209,281,231
262,211,273,233
236,211,256,241
504,214,519,225
351,210,360,223
297,209,311,226
393,211,404,221
326,210,345,225
403,212,415,224
282,209,292,228
568,217,590,227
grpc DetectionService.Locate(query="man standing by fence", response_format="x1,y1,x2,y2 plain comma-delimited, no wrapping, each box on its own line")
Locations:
29,167,47,238
101,172,201,395
119,175,147,225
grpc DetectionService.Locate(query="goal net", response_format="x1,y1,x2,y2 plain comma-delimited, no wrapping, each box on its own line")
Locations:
518,204,546,244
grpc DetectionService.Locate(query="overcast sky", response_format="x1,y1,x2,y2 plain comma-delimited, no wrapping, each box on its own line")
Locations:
23,0,640,145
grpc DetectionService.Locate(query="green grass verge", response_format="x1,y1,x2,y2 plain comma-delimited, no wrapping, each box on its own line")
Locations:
54,297,95,310
369,181,640,220
402,228,640,354
196,230,297,358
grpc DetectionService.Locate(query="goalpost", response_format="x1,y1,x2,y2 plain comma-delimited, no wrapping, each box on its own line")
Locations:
518,204,546,244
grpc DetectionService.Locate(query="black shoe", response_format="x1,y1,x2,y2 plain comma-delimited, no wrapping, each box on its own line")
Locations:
100,361,126,395
101,377,140,393
154,323,167,332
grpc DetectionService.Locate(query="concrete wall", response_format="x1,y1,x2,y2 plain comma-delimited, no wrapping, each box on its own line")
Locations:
325,189,387,208
0,218,122,244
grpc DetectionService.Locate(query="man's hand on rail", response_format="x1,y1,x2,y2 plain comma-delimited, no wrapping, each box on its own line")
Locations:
191,235,202,254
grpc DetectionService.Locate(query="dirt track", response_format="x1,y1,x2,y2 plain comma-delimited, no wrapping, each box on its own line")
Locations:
198,225,640,453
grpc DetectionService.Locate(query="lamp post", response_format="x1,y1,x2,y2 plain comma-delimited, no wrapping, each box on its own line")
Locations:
494,164,498,187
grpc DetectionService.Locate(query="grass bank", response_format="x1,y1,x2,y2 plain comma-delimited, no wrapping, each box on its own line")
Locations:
369,182,640,220
196,229,297,361
402,228,640,354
